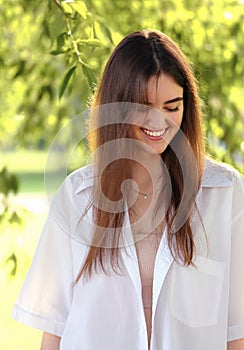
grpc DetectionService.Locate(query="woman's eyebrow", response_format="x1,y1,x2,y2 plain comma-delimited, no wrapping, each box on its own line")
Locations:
145,97,183,106
164,97,183,104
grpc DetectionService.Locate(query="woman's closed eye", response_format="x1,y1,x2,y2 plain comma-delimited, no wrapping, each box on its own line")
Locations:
163,106,180,113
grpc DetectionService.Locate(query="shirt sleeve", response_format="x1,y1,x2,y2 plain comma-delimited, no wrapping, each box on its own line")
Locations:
12,180,76,337
228,171,244,341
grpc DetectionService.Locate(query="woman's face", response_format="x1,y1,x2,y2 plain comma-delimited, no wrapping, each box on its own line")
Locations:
132,73,184,155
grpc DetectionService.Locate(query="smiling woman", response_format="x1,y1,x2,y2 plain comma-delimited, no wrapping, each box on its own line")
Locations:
12,30,244,350
132,73,184,155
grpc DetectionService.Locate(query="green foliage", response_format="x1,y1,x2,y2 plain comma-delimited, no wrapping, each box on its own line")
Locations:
0,167,18,196
0,0,243,172
5,253,17,276
0,165,24,276
59,65,77,99
0,166,23,229
0,0,114,149
0,166,21,224
1,152,41,247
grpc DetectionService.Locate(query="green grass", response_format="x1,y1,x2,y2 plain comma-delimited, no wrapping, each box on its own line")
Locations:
1,150,47,194
1,149,89,193
1,150,47,173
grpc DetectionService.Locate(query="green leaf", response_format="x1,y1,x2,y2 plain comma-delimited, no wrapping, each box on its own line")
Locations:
82,64,96,91
57,32,68,49
0,167,7,195
70,1,87,19
76,38,102,47
50,33,69,55
8,211,22,225
61,1,73,14
59,65,76,99
12,60,26,79
50,49,66,56
5,253,17,276
0,167,19,195
98,22,114,44
8,174,18,194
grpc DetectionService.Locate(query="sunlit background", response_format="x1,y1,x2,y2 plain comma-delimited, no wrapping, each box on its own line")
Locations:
1,0,244,348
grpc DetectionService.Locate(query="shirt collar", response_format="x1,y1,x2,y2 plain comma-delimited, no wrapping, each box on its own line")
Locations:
75,164,96,194
201,158,233,188
75,158,234,195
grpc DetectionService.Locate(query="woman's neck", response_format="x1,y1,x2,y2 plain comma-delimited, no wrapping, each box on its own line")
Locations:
131,155,163,194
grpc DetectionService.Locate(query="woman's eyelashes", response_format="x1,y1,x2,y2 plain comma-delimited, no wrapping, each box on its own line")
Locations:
144,103,181,113
163,106,180,112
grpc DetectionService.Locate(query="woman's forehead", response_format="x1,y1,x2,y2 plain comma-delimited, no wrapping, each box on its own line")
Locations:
147,73,183,105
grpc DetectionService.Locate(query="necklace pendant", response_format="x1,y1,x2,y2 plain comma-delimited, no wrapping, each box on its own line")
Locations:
143,194,148,199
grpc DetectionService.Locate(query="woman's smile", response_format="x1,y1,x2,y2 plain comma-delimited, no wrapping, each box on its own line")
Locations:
141,127,169,140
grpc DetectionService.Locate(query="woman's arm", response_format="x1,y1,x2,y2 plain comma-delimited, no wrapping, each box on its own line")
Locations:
227,339,244,350
40,332,61,350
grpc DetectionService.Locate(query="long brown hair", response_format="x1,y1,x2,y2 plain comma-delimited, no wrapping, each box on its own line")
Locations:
78,30,205,278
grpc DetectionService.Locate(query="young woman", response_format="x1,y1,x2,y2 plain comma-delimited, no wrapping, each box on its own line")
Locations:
13,30,244,350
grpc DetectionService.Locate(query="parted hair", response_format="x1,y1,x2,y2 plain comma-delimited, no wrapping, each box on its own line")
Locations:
78,30,205,278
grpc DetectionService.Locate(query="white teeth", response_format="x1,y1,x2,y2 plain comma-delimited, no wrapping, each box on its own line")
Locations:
142,128,166,137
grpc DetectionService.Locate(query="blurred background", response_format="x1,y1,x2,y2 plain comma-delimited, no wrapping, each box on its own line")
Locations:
1,0,244,348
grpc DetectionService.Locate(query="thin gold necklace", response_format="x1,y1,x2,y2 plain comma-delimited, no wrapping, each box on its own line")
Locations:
129,186,153,199
130,184,162,199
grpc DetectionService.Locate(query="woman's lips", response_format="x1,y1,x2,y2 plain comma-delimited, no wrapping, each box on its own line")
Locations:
141,127,168,140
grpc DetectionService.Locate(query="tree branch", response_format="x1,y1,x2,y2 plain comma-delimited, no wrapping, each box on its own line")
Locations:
66,18,83,65
52,0,63,11
52,0,83,65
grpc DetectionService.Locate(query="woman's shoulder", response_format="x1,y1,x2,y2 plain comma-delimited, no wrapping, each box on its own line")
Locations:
201,157,244,219
49,164,95,215
62,163,96,195
202,157,243,188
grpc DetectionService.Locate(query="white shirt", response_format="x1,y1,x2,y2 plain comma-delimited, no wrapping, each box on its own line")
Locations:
13,158,244,350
